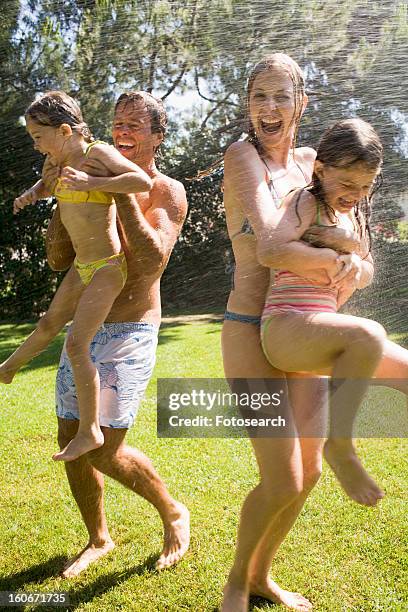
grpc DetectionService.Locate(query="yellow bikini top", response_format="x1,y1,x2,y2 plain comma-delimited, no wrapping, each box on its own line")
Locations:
54,140,113,205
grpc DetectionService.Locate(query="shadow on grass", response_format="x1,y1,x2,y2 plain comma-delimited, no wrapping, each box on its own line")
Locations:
0,553,158,611
0,336,65,374
0,555,67,591
249,596,278,610
66,553,158,610
158,318,223,345
158,321,189,346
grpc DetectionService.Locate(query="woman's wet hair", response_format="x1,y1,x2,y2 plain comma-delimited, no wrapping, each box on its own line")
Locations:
25,91,93,142
195,52,305,180
114,91,167,153
246,52,305,155
299,118,383,254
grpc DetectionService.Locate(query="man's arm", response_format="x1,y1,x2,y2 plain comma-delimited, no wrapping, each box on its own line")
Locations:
115,178,188,275
60,144,152,194
46,206,75,271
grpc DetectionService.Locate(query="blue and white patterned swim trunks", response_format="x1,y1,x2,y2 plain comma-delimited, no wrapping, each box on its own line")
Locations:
56,322,158,429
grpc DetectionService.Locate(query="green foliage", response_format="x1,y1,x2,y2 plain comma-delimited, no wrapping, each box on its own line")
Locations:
0,0,407,318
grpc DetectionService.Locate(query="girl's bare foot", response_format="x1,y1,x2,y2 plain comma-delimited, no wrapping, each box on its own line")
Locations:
324,439,384,506
61,539,115,578
155,502,190,569
53,430,104,462
250,576,313,611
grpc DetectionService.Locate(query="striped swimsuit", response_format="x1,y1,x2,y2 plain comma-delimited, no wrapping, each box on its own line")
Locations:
261,195,339,327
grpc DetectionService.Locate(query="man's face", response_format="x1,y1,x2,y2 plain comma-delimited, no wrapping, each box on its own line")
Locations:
112,99,163,161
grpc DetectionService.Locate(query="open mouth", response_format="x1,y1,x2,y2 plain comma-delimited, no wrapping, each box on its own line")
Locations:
116,141,135,153
259,118,283,134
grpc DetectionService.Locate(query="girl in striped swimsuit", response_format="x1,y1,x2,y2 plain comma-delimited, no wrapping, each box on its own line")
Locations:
261,118,392,506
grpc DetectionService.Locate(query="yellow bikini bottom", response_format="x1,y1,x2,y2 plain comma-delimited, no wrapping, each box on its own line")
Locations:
74,252,127,287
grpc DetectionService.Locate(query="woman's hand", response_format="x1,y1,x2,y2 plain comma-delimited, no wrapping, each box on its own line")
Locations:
300,248,343,286
331,253,363,287
302,225,360,254
337,283,357,308
60,166,94,190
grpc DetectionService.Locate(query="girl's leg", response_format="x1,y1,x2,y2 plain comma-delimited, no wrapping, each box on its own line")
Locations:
53,265,124,462
262,311,386,505
221,320,314,612
373,338,408,394
0,266,82,383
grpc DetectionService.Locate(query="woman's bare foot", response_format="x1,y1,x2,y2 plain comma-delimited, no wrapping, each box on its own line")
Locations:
250,576,313,611
324,439,384,506
61,539,115,578
155,502,190,569
221,581,249,612
53,430,104,462
0,363,17,384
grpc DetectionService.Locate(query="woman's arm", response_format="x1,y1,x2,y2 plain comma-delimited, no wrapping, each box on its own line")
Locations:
224,142,342,283
60,143,153,194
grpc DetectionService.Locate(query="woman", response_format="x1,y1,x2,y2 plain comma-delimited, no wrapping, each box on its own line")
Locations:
221,53,407,611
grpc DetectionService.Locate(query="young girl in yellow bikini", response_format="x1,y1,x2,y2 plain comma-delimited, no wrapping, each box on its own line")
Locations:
0,91,152,462
260,117,395,506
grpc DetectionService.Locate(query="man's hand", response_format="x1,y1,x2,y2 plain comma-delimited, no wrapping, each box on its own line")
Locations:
60,166,94,190
13,187,38,214
42,156,60,193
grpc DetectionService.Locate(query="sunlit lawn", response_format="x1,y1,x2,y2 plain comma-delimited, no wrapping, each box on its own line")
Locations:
0,320,407,611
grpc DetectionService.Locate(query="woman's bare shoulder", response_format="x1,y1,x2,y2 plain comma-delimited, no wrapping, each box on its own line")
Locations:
224,141,264,183
225,140,259,162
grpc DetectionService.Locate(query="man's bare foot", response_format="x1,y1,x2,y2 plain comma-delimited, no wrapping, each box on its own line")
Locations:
53,430,104,462
221,581,248,612
324,439,384,506
155,502,190,570
250,576,313,611
0,363,16,384
61,539,115,578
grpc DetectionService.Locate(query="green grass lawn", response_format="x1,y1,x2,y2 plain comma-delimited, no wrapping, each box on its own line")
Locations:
0,320,407,611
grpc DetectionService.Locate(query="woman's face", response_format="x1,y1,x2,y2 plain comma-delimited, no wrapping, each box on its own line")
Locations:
248,67,302,151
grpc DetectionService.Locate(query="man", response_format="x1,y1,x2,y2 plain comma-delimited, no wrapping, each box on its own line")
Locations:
45,91,189,577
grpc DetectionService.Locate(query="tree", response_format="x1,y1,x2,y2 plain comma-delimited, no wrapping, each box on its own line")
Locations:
0,0,407,321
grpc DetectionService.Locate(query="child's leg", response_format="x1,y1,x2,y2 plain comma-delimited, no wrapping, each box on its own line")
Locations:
372,338,408,394
53,265,124,462
0,266,83,383
261,311,386,505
